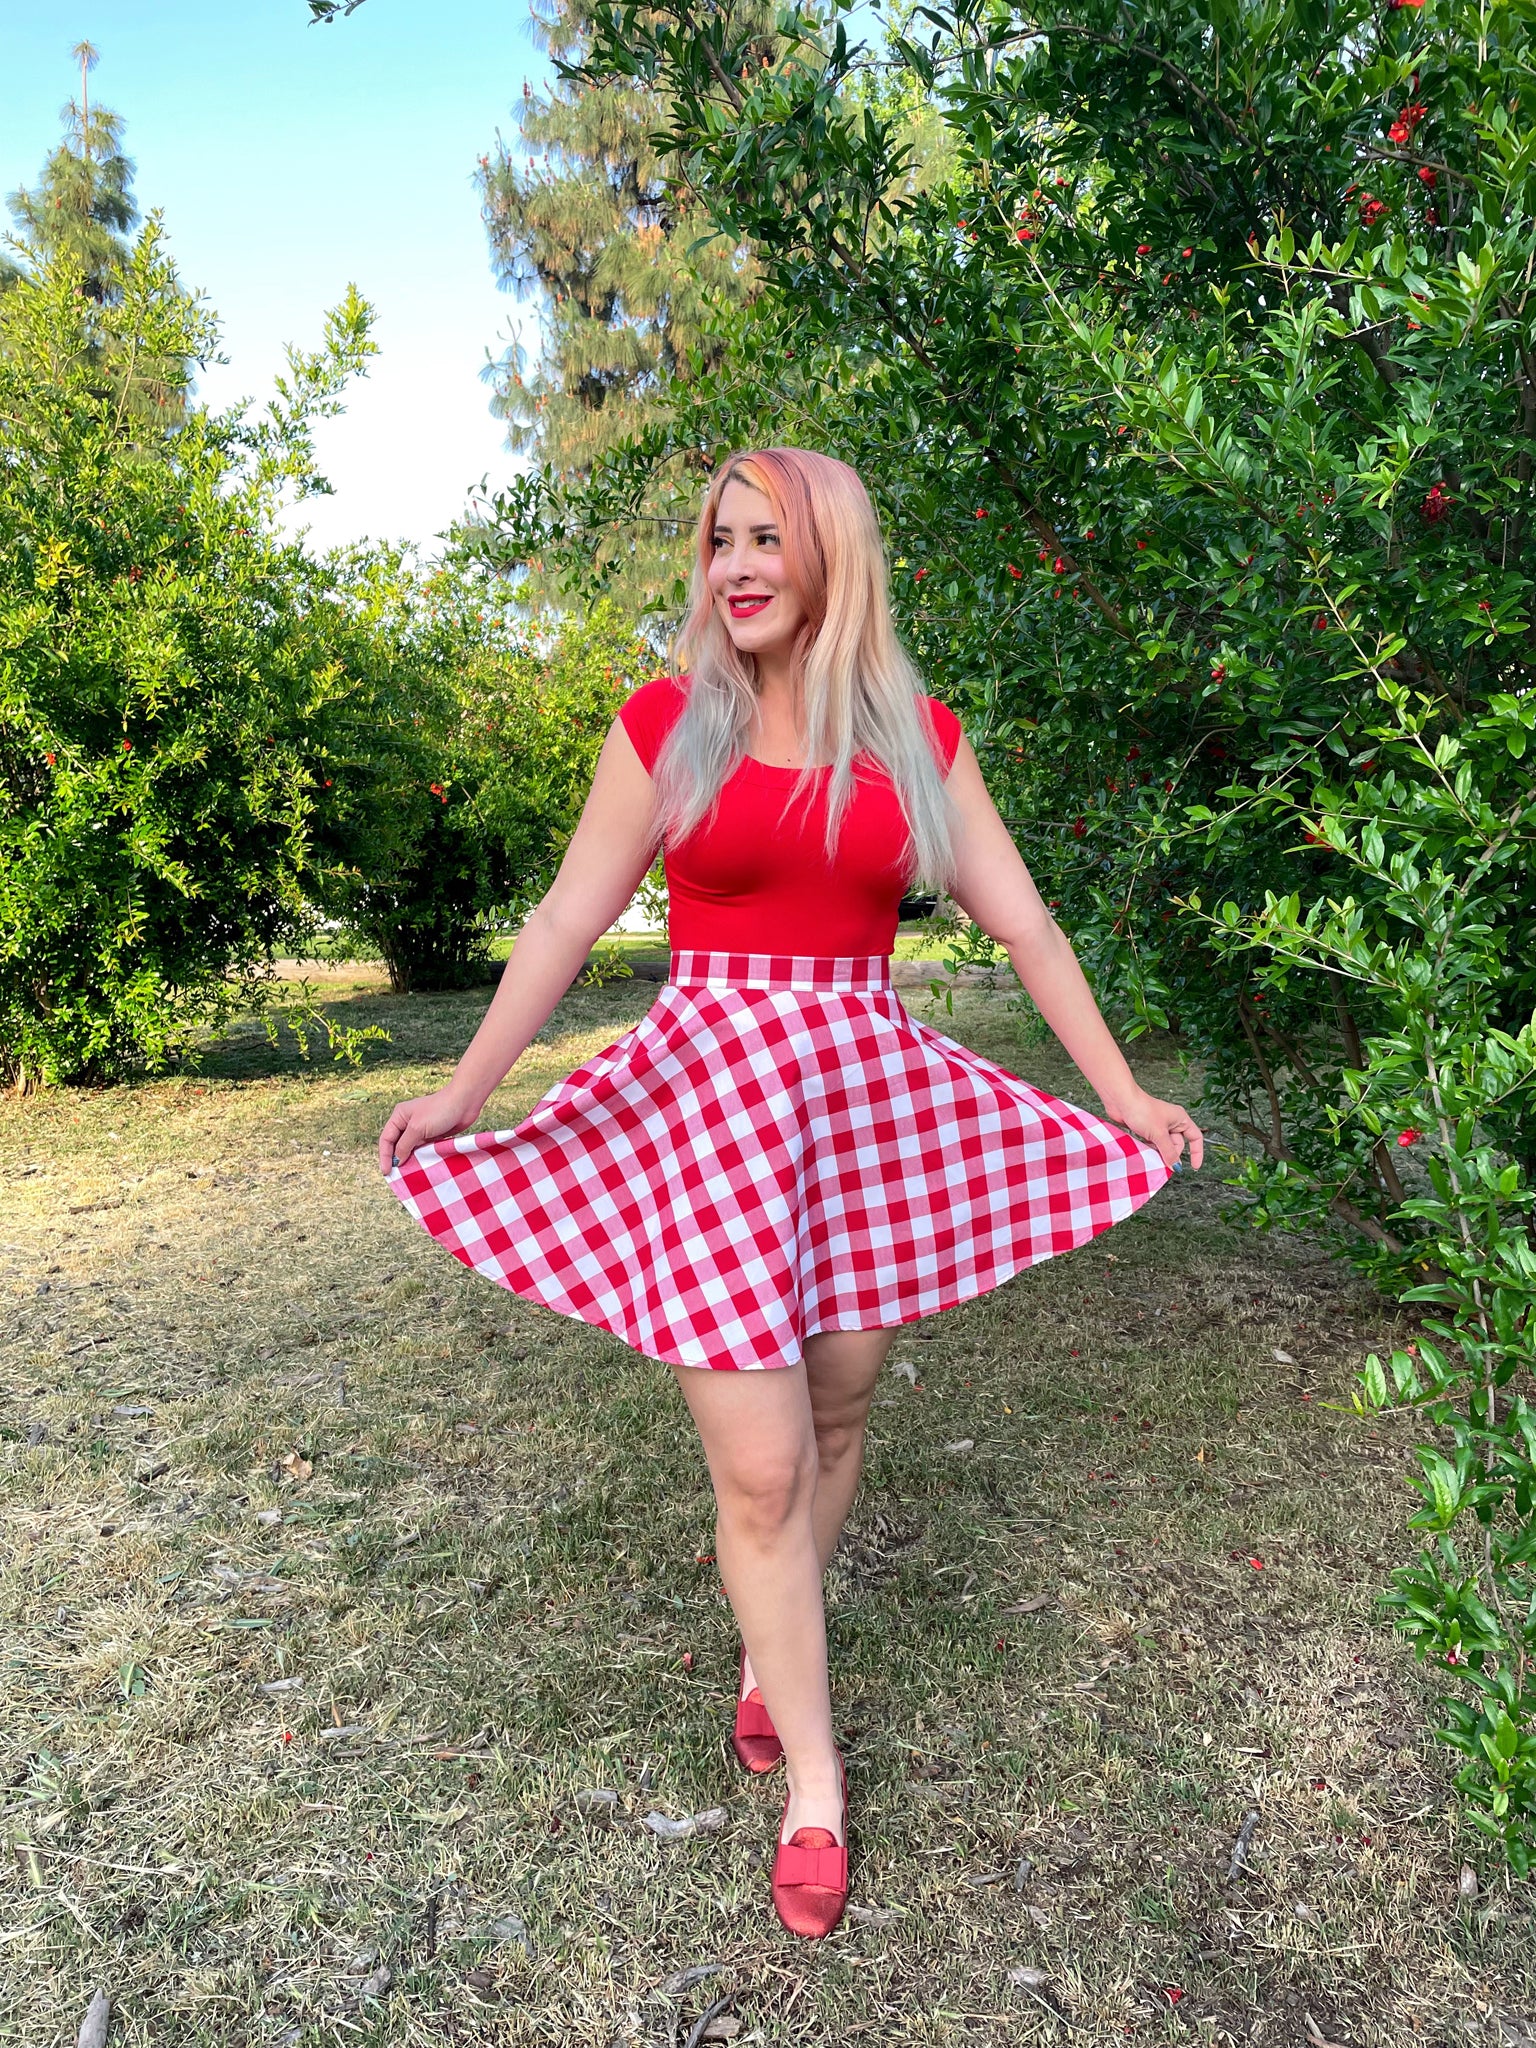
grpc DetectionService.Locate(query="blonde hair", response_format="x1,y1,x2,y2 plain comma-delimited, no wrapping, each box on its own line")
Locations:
648,447,956,891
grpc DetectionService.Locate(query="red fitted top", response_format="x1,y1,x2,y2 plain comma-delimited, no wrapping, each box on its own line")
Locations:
617,675,962,955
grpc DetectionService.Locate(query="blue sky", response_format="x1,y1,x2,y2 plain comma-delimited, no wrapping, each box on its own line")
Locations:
0,0,554,555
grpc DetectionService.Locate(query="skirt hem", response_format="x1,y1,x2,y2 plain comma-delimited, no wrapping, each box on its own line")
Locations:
404,1164,1168,1372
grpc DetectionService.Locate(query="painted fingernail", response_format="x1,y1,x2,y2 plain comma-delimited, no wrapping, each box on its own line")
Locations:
391,1155,400,1169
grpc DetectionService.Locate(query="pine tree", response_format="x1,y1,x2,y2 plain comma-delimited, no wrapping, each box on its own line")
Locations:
476,1,763,613
8,45,139,304
5,44,190,427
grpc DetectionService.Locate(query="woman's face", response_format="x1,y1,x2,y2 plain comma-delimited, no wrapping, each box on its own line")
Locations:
707,476,808,670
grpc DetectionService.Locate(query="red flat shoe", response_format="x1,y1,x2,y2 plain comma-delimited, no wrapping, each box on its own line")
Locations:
732,1644,784,1773
770,1750,849,1940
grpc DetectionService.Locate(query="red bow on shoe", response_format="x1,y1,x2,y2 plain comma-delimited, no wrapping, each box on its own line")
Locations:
775,1835,847,1891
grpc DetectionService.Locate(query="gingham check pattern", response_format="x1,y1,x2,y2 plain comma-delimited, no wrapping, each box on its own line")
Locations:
387,950,1171,1371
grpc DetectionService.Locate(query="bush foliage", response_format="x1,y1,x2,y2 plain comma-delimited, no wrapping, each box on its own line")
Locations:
313,566,646,992
0,226,381,1087
0,221,648,1077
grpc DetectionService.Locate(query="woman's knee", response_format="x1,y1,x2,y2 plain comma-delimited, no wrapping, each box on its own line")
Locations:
811,1409,864,1469
714,1440,819,1542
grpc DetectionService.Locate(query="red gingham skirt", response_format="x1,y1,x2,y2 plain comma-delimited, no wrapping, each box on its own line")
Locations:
387,950,1171,1371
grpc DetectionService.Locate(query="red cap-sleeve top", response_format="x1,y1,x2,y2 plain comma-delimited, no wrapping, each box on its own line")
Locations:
617,675,962,957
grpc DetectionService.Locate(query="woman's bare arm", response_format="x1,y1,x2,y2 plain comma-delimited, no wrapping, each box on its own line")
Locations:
942,735,1203,1172
379,719,657,1172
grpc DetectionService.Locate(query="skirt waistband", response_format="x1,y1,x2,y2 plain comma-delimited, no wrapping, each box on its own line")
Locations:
667,949,893,992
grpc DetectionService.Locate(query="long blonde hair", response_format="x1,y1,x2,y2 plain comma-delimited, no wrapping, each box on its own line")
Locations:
648,447,957,891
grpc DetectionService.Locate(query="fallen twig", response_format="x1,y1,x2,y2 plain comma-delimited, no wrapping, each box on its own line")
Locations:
685,1992,736,2048
1227,1807,1261,1885
643,1806,727,1839
661,1963,722,1998
77,1989,110,2048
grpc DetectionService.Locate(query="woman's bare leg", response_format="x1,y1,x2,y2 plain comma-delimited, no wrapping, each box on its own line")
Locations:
805,1326,899,1567
740,1326,897,1693
670,1358,844,1842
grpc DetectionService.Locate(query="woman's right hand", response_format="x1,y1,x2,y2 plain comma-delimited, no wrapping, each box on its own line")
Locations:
379,1084,482,1177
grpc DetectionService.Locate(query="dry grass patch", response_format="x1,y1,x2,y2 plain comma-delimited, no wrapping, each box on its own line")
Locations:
2,979,1533,2046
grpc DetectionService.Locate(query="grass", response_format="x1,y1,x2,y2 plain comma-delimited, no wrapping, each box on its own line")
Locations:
3,972,1533,2047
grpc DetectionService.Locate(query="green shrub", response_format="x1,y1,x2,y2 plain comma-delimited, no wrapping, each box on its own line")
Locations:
0,212,653,1063
0,223,378,1087
312,575,648,992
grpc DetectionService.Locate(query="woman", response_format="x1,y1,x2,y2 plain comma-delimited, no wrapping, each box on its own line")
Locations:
379,447,1202,1940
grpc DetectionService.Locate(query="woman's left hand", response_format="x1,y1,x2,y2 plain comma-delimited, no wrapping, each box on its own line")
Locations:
1107,1089,1204,1172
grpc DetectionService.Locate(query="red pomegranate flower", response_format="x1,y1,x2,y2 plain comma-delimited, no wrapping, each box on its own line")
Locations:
1418,166,1438,187
1397,1128,1422,1146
